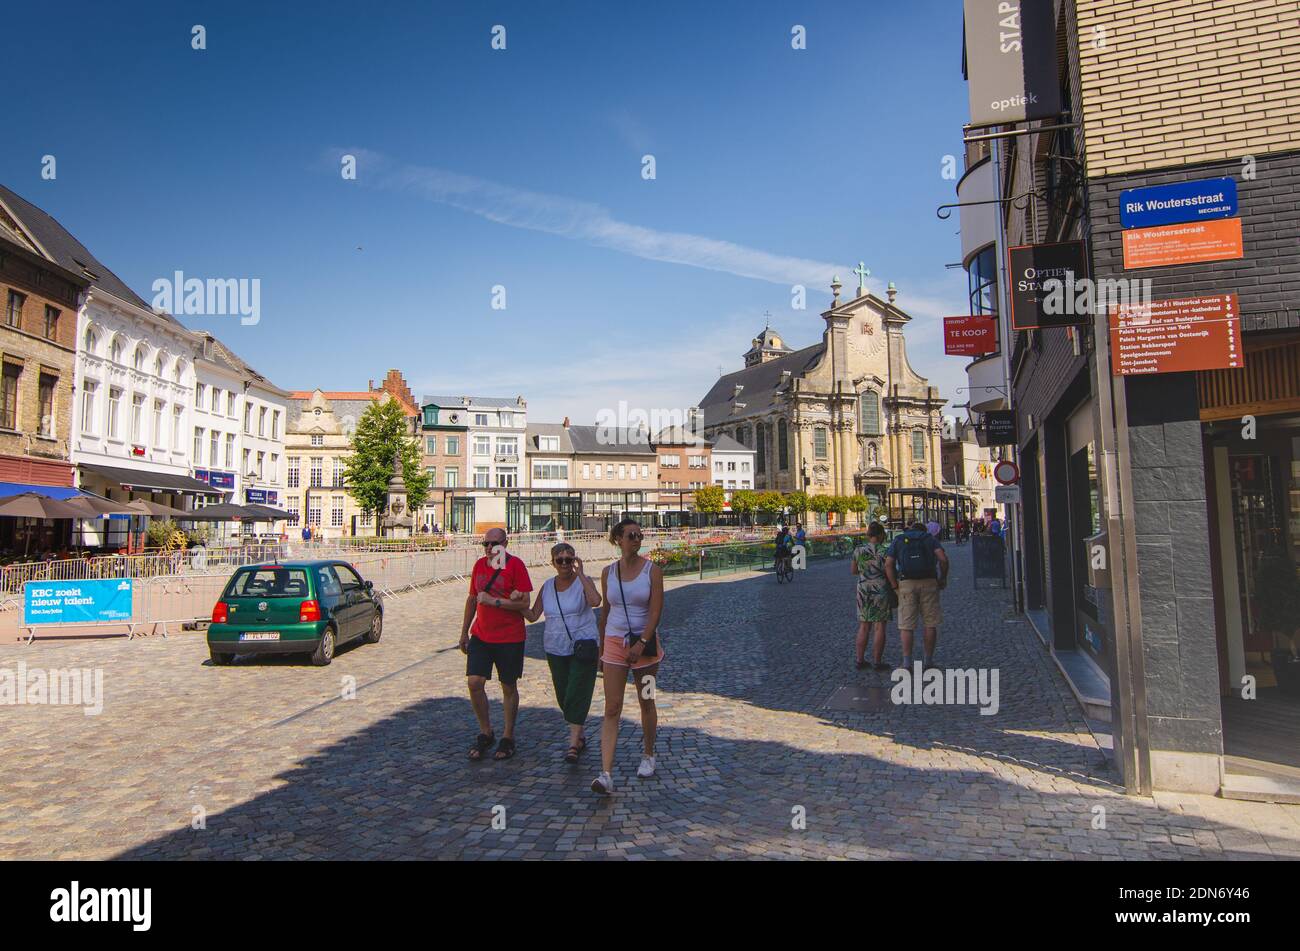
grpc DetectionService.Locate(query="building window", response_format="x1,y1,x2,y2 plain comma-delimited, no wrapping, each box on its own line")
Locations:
308,497,321,527
473,436,491,455
258,406,267,436
309,456,323,487
474,413,489,426
755,423,766,475
659,453,680,467
641,464,649,479
107,387,122,439
172,405,183,449
496,467,518,489
499,411,514,427
270,453,279,483
244,404,252,433
43,305,59,340
813,426,828,460
242,448,250,476
968,244,998,318
129,394,144,443
110,337,124,364
132,346,147,371
228,391,236,416
331,495,344,528
271,409,279,437
426,436,437,454
286,497,300,525
173,360,184,384
332,457,344,487
778,419,789,470
860,391,882,436
533,462,567,481
912,430,926,461
154,352,164,377
209,431,218,467
538,435,559,451
445,435,459,456
5,290,24,328
496,436,518,458
0,362,19,430
153,399,164,446
445,466,459,488
473,466,489,488
210,387,220,412
195,383,205,408
593,463,602,480
422,406,437,427
84,326,99,354
618,464,627,480
582,463,591,480
606,465,615,479
426,465,437,483
225,432,235,467
287,456,300,488
81,381,97,434
193,426,204,463
310,433,323,447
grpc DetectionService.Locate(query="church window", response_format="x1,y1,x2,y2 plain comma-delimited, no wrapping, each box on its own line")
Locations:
755,423,766,475
777,419,789,470
813,427,828,460
859,391,881,436
912,430,926,461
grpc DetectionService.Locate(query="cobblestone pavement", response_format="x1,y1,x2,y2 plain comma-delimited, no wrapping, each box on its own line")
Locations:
2,551,1298,860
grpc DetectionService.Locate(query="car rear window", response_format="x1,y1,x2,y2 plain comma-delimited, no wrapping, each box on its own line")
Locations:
224,567,311,599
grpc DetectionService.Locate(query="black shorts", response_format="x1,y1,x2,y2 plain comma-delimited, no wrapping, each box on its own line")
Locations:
466,636,526,684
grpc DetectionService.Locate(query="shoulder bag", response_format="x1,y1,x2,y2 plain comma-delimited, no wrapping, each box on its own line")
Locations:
552,578,599,664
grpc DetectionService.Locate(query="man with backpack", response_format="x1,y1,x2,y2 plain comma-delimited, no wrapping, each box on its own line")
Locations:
885,520,950,671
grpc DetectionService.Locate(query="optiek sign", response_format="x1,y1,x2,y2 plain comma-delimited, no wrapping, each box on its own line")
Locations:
1119,177,1238,229
963,0,1061,128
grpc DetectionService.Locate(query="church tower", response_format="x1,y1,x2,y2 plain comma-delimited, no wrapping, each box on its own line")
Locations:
743,324,793,367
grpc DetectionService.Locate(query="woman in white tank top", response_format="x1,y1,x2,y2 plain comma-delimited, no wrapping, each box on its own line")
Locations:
591,519,665,796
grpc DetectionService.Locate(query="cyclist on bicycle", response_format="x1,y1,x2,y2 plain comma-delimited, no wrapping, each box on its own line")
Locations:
774,524,794,570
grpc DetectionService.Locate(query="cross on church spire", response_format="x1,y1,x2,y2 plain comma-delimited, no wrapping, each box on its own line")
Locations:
853,261,870,295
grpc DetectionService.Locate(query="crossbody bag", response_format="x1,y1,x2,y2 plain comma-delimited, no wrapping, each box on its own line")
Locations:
551,578,599,664
614,561,658,658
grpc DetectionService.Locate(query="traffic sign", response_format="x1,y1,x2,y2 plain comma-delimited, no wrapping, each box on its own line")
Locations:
994,460,1020,486
995,485,1021,504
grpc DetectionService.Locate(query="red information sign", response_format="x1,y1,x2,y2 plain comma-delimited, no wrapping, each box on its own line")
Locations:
944,316,998,356
1110,294,1244,376
1121,218,1244,269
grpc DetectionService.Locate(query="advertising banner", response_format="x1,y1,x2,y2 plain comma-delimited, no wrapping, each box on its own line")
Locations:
1110,293,1244,376
963,0,1062,128
944,316,999,356
1121,218,1244,269
24,579,134,626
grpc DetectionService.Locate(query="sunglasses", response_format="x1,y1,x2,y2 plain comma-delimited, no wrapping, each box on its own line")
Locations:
554,557,576,565
622,532,644,541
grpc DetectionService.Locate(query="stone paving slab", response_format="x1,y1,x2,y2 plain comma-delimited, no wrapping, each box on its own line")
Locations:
0,550,1297,860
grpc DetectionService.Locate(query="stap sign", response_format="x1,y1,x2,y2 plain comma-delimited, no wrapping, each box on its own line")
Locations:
944,316,999,356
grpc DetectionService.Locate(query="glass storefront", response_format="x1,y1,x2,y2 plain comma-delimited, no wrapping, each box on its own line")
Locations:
1066,401,1107,665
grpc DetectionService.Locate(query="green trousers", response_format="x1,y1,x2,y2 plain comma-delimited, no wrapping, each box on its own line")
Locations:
546,652,598,726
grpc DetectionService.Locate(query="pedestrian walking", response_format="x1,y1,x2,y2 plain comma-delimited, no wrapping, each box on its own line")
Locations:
592,518,664,795
884,520,950,671
460,527,534,761
851,521,893,671
524,543,602,763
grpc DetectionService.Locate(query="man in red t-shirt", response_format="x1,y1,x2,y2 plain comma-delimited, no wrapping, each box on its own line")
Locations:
460,527,533,761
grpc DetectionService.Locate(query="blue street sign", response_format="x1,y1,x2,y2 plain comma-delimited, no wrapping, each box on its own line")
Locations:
1120,177,1238,229
24,578,133,626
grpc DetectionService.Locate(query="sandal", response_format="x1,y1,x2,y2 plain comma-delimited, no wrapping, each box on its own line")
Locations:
468,732,495,761
493,736,517,760
564,736,587,764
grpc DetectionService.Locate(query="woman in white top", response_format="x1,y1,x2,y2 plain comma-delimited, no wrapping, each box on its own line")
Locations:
591,518,665,795
524,543,602,763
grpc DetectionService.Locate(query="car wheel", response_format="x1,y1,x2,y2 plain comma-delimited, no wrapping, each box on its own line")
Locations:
362,609,383,645
311,625,336,666
210,647,234,666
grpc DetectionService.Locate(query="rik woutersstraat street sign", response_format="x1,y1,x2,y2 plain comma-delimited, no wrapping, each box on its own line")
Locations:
1119,177,1238,230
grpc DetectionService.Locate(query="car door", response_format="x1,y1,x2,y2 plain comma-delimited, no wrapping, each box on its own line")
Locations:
333,563,372,640
314,565,350,638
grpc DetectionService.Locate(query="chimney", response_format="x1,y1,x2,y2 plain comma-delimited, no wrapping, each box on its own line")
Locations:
562,416,570,428
368,379,375,390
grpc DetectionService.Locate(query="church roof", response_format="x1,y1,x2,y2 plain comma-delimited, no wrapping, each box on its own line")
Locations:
747,327,792,353
698,342,823,428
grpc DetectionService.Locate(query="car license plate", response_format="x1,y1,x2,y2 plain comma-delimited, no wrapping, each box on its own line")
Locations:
240,632,280,641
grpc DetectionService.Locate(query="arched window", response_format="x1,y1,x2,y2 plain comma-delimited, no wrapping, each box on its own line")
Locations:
133,344,148,371
859,390,881,436
109,336,124,364
84,326,99,354
755,423,767,475
778,419,789,470
154,351,166,377
173,359,184,384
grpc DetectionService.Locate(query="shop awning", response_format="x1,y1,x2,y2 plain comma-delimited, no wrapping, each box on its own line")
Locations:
0,481,82,500
78,463,219,495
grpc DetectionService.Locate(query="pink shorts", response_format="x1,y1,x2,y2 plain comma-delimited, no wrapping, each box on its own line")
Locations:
601,634,663,670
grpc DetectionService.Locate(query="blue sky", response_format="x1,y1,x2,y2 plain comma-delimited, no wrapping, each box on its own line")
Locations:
4,0,972,423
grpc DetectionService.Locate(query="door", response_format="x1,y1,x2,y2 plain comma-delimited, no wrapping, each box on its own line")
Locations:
333,562,374,639
313,565,350,637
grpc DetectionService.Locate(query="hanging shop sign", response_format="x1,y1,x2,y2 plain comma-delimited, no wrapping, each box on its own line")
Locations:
1120,177,1238,230
983,410,1018,446
1110,293,1245,376
944,316,999,356
963,0,1063,129
1121,217,1244,270
1008,240,1090,330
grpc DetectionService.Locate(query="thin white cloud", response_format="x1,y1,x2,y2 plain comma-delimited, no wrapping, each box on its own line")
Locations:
335,148,850,289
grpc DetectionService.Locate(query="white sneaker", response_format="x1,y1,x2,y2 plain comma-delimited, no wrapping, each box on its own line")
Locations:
637,755,656,778
591,771,613,795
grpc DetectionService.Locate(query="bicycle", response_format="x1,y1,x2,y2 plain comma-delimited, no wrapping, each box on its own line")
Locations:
774,551,794,583
832,536,854,559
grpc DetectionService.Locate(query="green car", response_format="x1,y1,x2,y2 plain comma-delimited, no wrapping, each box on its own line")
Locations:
207,560,383,667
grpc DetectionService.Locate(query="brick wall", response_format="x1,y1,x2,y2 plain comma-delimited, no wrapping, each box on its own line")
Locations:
0,274,78,465
1077,0,1300,177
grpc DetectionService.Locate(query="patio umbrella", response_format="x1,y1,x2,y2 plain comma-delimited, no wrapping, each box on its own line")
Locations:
242,504,289,520
125,499,191,518
0,492,90,520
182,502,252,521
64,494,140,517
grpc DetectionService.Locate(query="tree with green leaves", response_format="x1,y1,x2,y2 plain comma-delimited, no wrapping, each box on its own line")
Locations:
783,490,809,523
846,494,869,526
693,484,725,517
731,489,757,526
756,491,785,523
343,397,429,529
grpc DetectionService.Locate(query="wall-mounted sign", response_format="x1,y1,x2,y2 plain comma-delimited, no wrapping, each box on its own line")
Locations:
1120,177,1238,230
1008,241,1090,330
1110,293,1244,376
983,410,1018,446
196,469,236,490
1121,217,1244,269
993,459,1020,485
24,578,133,626
245,488,278,505
944,316,999,356
995,485,1022,504
963,0,1063,129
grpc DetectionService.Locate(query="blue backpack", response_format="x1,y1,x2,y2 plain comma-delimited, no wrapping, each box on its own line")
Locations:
895,530,938,580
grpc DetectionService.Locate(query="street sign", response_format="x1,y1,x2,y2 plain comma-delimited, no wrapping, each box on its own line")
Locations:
944,316,998,356
993,459,1020,485
1008,241,1090,330
962,0,1062,129
1121,218,1243,269
1110,293,1245,376
1120,177,1238,229
995,485,1022,503
984,410,1018,446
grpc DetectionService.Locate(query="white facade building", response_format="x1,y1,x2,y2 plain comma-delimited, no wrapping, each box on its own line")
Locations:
708,433,756,495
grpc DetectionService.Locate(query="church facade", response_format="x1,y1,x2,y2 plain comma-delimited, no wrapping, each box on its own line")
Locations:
698,278,947,511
